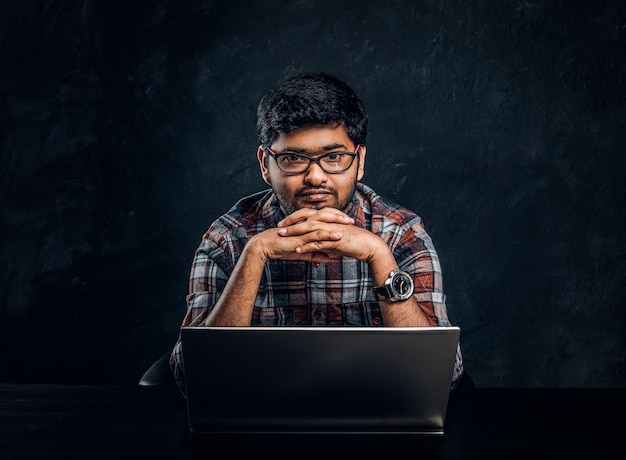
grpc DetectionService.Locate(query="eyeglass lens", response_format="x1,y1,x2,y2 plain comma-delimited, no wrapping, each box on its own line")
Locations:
274,151,356,173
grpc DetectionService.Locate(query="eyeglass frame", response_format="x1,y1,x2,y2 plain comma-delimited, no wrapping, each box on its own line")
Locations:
264,144,361,174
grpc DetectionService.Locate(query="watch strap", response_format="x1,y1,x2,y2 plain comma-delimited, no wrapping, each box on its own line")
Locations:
372,284,392,301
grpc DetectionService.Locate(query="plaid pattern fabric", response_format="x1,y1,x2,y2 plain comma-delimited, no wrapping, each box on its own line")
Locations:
171,183,463,391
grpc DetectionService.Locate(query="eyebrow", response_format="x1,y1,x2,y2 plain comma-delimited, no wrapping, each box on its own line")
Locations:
277,143,348,154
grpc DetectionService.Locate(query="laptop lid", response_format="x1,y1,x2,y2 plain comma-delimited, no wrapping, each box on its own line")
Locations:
181,326,460,442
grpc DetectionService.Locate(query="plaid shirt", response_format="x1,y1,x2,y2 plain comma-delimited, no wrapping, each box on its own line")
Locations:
171,183,463,391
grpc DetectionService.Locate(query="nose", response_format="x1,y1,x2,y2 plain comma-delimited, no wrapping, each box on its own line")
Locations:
303,161,328,186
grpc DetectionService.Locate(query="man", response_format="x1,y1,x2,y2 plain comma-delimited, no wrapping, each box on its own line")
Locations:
170,72,463,393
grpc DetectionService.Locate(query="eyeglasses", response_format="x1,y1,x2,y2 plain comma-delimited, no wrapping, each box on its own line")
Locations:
265,145,360,174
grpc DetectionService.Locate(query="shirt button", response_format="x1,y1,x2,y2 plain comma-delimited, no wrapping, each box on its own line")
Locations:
373,317,381,325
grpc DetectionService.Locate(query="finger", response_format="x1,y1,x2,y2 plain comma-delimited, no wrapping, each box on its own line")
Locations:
312,208,353,223
277,208,316,227
278,207,353,227
278,214,353,237
278,220,316,236
294,233,343,254
278,219,344,238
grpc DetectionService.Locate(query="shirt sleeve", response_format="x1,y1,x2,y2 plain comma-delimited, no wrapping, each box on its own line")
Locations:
392,215,464,386
170,227,233,393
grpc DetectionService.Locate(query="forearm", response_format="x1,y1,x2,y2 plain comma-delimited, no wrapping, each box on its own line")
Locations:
379,297,432,327
204,240,267,327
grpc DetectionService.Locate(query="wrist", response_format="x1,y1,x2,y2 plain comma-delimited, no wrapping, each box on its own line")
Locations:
366,242,399,284
243,235,270,266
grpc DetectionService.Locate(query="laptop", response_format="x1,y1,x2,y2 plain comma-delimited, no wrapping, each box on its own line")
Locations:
181,326,460,447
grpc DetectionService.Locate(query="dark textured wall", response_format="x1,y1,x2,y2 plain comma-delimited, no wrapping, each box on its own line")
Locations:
1,0,624,387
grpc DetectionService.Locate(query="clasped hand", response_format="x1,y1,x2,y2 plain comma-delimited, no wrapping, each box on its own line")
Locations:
255,207,384,263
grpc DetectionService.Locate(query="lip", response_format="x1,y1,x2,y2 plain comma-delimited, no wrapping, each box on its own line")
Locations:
299,189,333,202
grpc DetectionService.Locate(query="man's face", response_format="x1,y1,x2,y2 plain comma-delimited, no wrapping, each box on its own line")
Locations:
257,124,366,215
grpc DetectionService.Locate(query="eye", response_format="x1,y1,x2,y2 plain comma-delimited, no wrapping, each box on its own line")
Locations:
280,154,307,164
324,153,344,163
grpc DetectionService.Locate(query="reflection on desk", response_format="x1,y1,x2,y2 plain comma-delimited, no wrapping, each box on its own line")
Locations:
1,383,624,459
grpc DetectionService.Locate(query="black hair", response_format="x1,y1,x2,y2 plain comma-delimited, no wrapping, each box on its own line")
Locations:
256,72,368,148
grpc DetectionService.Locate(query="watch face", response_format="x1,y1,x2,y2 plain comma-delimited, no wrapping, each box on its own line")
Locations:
391,272,414,299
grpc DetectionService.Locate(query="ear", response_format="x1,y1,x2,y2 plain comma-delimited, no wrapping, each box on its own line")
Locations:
356,145,366,181
257,146,272,185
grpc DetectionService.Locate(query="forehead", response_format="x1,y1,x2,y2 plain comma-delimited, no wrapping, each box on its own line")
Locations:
271,124,353,151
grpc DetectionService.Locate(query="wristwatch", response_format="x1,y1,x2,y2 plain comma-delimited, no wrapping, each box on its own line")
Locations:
372,269,414,302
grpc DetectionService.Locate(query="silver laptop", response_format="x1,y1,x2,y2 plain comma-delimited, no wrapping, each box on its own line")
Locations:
181,326,460,445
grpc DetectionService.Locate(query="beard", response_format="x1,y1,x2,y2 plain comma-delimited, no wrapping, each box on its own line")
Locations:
273,179,357,216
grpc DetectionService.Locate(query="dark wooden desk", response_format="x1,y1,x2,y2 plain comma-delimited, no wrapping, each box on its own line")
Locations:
1,383,624,459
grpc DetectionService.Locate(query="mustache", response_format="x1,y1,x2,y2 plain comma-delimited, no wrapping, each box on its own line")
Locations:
295,186,337,197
